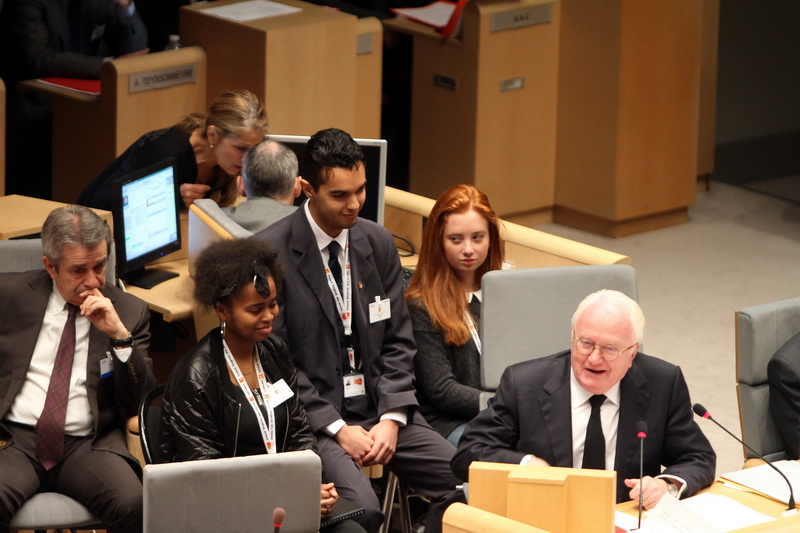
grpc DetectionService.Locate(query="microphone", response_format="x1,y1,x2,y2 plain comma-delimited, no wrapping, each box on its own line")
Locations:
273,507,285,533
692,403,796,511
636,421,647,530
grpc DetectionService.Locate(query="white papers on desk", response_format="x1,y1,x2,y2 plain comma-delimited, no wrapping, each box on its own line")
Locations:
392,1,456,29
680,493,774,531
202,0,301,22
614,493,774,532
720,460,800,505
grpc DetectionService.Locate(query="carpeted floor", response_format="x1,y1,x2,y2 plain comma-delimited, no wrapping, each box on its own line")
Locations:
739,173,800,204
535,180,800,478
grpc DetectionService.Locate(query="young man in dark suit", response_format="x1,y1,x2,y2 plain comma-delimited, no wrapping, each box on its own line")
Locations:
253,128,461,533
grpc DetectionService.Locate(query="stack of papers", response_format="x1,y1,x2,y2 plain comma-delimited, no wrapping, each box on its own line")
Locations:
614,493,774,532
720,460,800,505
203,0,301,22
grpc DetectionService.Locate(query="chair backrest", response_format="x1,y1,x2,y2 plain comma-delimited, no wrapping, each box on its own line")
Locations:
188,200,253,339
143,450,322,533
480,264,638,390
188,199,252,271
0,238,116,285
138,383,166,465
735,297,800,462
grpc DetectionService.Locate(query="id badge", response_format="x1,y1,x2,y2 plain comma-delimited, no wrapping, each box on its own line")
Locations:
369,296,391,324
266,379,294,408
343,372,366,398
100,352,114,378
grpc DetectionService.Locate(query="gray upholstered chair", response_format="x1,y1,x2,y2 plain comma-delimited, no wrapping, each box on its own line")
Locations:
0,237,116,284
188,199,253,339
735,297,800,464
480,264,638,390
9,493,103,533
1,238,106,532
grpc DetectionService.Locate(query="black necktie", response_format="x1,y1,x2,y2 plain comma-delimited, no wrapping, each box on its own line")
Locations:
328,241,343,295
582,394,607,470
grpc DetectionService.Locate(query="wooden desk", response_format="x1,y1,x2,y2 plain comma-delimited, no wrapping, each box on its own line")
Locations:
616,480,800,532
0,195,113,239
124,258,193,323
384,0,559,222
181,0,380,138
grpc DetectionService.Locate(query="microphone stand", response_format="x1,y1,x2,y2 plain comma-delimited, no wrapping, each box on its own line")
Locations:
693,403,796,512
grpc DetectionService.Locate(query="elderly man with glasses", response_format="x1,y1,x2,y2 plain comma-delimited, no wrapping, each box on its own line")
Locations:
451,289,716,508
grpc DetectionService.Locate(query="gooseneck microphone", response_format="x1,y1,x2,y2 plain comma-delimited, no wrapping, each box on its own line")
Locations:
636,421,647,530
273,507,285,533
692,403,796,511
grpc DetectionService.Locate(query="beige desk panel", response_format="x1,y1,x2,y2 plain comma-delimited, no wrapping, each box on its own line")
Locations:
124,258,193,323
0,195,113,240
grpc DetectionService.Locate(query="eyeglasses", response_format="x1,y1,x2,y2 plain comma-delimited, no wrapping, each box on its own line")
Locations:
572,333,637,362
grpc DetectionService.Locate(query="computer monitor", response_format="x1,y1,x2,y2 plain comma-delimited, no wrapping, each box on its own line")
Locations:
111,159,181,289
265,134,387,225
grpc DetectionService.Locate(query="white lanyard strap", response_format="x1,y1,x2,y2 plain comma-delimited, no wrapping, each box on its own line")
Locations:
222,339,277,454
464,311,482,355
324,242,352,335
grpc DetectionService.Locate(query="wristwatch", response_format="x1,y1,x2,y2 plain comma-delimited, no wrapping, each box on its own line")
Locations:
665,480,680,498
111,333,134,348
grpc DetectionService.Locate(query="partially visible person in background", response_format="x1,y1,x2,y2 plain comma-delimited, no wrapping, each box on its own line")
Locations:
405,184,504,446
768,331,800,459
0,0,149,199
78,89,268,210
223,140,301,233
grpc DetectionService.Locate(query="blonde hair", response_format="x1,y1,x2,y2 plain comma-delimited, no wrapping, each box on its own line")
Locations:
178,89,269,139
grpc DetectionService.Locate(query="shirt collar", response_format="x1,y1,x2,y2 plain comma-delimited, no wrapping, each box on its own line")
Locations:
466,289,482,303
303,200,349,252
569,366,621,409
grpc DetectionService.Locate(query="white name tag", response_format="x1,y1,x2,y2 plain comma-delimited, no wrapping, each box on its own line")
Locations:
369,297,391,324
100,353,114,378
265,379,294,409
343,372,366,398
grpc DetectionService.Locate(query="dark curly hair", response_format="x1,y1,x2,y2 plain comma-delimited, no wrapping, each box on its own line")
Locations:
302,128,365,191
193,239,285,307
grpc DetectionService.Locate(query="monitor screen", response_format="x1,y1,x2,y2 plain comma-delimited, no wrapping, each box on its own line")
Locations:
265,134,387,225
111,159,181,289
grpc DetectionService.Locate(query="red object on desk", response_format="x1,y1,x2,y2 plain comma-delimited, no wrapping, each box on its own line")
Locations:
39,77,101,96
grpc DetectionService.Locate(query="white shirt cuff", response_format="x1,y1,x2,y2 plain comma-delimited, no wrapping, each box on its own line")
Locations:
113,346,132,363
324,419,347,437
380,408,407,427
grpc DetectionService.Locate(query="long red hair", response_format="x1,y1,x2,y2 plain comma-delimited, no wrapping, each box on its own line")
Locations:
406,185,504,345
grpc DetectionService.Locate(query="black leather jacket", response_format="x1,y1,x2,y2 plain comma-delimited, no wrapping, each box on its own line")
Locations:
159,328,317,461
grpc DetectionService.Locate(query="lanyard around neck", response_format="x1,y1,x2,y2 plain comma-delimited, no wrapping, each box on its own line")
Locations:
324,241,352,335
221,339,277,454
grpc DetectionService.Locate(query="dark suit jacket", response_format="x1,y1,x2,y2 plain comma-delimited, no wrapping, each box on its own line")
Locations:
253,207,418,432
768,331,800,459
0,270,155,468
452,351,716,502
0,0,147,81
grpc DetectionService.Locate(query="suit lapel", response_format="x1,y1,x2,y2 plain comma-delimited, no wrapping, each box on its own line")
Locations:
540,356,575,467
291,211,339,334
348,224,374,348
6,274,52,414
614,357,650,473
